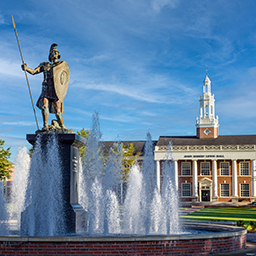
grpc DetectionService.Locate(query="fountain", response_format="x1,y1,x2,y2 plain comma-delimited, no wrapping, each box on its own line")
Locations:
0,114,247,255
0,183,8,236
15,113,180,236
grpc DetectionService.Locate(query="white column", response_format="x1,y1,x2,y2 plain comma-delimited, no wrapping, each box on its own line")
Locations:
232,160,238,197
174,160,178,191
251,160,256,197
193,160,198,196
212,160,217,197
156,160,161,192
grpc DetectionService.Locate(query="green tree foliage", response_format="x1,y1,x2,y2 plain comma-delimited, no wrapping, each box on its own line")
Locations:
77,128,90,160
77,128,107,175
28,147,33,158
77,128,142,203
111,142,141,183
0,138,13,181
109,142,141,204
77,128,141,183
121,143,141,182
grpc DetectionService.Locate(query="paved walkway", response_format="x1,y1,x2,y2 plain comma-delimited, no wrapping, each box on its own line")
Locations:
247,233,256,242
180,205,205,216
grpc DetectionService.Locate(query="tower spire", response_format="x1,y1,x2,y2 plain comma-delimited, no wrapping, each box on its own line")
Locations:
196,75,219,139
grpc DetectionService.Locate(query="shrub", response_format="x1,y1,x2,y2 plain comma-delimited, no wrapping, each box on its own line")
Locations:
250,221,256,231
237,220,245,227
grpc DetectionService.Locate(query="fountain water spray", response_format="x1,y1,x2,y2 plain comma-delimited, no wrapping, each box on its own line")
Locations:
0,182,8,235
9,114,180,236
79,114,180,235
20,135,64,236
9,147,30,230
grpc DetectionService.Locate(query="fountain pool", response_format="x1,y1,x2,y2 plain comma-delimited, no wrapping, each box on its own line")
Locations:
0,222,246,255
0,115,247,255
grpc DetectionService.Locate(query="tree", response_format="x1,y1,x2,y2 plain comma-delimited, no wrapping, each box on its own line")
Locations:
77,127,142,203
28,147,33,158
77,127,108,172
120,143,141,183
0,138,13,181
77,128,90,160
77,128,141,179
110,142,141,203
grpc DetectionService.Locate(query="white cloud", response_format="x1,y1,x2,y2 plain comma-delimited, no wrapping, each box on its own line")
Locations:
100,114,138,124
0,135,28,147
75,82,163,103
0,15,5,25
151,0,179,13
0,58,24,78
85,54,109,64
248,66,256,78
2,121,35,126
67,107,93,118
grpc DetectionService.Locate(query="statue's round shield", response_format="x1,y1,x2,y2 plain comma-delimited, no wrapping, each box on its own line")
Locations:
53,61,70,102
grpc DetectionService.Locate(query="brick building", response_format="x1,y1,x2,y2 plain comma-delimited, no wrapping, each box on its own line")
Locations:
154,75,256,203
116,75,256,203
0,161,14,202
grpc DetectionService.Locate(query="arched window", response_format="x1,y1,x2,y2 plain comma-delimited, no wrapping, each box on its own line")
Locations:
205,105,209,117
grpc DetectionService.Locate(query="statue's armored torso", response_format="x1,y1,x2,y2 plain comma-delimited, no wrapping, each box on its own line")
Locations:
39,61,64,100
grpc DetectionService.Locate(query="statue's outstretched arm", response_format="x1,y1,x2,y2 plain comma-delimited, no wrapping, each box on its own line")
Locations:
21,64,41,75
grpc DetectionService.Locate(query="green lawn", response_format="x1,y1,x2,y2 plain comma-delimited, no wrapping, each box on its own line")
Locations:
181,207,256,230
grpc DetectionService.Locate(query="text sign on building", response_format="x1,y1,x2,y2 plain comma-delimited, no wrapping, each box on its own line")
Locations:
184,155,224,158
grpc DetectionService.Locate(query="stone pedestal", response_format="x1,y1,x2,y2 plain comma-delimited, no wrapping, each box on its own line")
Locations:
250,196,256,203
212,196,218,202
231,196,239,203
192,196,198,203
25,133,86,234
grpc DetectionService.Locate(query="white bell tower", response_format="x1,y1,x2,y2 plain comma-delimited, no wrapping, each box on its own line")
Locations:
196,75,219,139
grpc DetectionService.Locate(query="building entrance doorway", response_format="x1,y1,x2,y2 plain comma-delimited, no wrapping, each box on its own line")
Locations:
198,178,212,202
201,190,210,201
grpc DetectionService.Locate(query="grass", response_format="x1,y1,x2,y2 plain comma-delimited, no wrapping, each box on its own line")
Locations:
180,207,256,230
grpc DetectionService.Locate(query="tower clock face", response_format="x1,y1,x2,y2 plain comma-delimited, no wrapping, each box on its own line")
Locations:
204,129,210,135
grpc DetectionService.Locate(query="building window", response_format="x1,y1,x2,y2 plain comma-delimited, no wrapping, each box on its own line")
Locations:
181,183,191,197
181,162,191,176
240,184,250,197
220,184,230,197
201,162,210,176
240,162,249,176
220,162,229,176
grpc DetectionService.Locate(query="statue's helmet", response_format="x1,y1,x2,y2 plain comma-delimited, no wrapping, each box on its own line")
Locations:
48,43,61,62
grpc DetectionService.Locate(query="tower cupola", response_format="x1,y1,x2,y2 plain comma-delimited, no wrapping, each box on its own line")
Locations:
203,75,211,93
196,75,219,139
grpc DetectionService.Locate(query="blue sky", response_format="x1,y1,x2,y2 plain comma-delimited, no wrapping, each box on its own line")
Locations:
1,0,256,162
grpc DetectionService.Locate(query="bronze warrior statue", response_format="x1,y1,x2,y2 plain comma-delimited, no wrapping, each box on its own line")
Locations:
21,43,70,131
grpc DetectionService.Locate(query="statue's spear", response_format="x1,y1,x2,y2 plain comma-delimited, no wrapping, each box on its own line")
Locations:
12,16,39,130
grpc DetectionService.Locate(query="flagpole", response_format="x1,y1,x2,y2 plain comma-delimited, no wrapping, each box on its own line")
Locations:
12,16,39,130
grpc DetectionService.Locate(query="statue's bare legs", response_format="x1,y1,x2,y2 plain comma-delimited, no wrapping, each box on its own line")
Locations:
41,97,66,130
